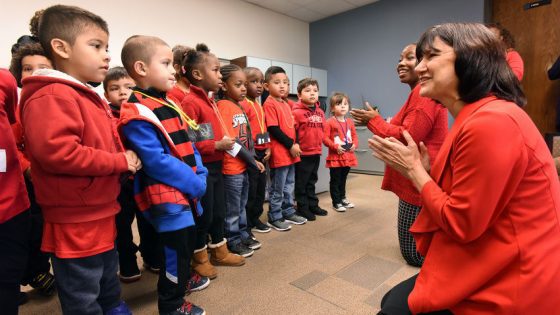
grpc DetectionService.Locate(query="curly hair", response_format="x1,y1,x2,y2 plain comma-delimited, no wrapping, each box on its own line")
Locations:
9,42,49,87
182,43,211,83
486,23,516,49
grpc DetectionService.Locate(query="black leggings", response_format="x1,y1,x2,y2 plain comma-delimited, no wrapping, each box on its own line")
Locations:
195,161,226,249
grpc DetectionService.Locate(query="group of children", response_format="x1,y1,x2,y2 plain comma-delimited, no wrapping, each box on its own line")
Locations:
1,4,359,315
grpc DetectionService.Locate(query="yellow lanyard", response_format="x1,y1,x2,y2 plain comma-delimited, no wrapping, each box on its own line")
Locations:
134,91,199,130
245,98,265,133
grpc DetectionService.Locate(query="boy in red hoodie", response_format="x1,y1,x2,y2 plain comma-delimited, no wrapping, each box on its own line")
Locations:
292,78,328,221
19,5,138,314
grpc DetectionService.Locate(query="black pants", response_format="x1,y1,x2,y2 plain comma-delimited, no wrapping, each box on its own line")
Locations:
158,226,196,313
0,209,30,315
246,149,267,229
116,179,160,273
378,274,453,315
22,177,51,284
195,161,226,249
295,154,321,211
329,166,350,206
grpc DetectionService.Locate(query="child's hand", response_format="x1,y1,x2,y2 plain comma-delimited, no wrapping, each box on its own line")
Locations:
290,143,301,157
215,136,235,151
256,161,266,173
124,150,142,174
350,144,356,152
337,145,346,155
263,148,271,162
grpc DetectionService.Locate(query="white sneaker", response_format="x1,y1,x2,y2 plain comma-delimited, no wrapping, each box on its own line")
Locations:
342,199,355,208
333,203,347,212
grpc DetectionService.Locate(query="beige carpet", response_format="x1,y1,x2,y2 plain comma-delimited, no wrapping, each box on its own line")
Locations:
20,173,419,314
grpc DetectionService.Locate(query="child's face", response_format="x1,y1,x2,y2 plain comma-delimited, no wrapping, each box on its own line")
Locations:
198,54,222,93
104,77,134,106
65,26,110,84
245,70,263,99
298,84,318,106
222,70,247,102
145,45,176,92
264,73,288,99
21,55,52,81
333,98,349,116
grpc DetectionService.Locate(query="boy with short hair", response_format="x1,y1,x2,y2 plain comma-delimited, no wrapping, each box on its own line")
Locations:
119,35,208,315
292,78,328,221
19,5,138,314
263,66,307,231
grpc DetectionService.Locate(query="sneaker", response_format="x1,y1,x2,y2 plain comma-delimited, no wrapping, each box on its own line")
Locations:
341,198,355,208
242,237,262,250
29,271,56,296
296,208,316,221
163,301,206,315
248,230,257,240
187,273,210,293
106,301,132,315
119,269,141,283
268,219,292,231
310,207,328,216
143,262,161,273
228,242,254,257
284,214,307,225
253,220,272,233
333,203,347,212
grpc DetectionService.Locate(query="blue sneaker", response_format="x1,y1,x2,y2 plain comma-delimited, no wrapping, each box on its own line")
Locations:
105,301,132,315
164,301,205,315
187,273,210,294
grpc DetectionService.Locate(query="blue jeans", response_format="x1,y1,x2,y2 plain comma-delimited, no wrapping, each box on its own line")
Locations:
268,165,296,222
223,172,250,246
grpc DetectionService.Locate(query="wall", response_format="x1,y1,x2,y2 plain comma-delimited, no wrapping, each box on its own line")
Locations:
0,0,310,68
310,0,486,117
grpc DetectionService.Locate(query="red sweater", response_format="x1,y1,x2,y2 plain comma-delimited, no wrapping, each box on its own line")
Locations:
367,85,447,205
19,70,128,224
292,101,325,155
506,49,524,81
323,117,358,168
0,69,29,223
181,85,225,163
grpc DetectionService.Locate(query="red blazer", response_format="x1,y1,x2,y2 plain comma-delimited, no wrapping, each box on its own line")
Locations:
323,117,358,168
409,97,560,314
368,85,447,205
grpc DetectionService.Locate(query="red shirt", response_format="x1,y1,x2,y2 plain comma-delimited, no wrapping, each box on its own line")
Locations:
263,96,299,168
506,49,524,81
217,99,250,175
367,85,447,206
410,97,560,314
323,117,358,168
168,85,188,104
181,85,225,163
240,98,269,150
0,69,29,223
292,101,325,155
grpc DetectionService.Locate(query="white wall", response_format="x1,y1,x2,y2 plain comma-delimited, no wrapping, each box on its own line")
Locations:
0,0,310,68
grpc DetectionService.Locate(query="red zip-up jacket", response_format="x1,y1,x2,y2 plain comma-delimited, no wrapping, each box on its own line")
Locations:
292,100,325,155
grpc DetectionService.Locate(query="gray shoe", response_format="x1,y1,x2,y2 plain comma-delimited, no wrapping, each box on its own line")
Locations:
268,219,292,231
284,214,307,225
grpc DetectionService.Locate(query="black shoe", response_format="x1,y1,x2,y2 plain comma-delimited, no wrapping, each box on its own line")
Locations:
253,220,271,233
119,269,141,283
242,237,262,250
297,208,316,221
310,207,328,216
18,291,28,306
228,242,254,257
248,230,257,240
29,271,56,296
143,262,161,273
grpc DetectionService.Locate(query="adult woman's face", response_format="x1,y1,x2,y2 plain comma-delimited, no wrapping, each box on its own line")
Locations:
415,37,459,105
397,44,418,85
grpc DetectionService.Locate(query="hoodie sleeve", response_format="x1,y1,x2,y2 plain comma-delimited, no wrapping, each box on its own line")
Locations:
122,120,207,199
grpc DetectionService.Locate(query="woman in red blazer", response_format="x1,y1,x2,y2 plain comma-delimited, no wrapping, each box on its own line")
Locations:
370,23,560,315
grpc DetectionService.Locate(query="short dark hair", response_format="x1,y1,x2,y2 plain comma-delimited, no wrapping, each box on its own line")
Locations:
416,23,525,106
37,5,109,60
264,66,286,83
102,66,130,92
297,78,319,94
121,35,169,78
182,43,211,83
9,42,48,87
486,23,515,49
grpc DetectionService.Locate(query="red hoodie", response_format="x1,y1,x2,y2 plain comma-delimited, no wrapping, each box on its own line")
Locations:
292,100,325,155
0,69,29,223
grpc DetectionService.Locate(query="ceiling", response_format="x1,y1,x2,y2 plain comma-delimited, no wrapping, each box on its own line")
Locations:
241,0,380,22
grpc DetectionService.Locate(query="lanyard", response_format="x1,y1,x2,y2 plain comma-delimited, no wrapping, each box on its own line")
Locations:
336,117,348,144
211,101,231,137
245,98,265,133
134,91,199,131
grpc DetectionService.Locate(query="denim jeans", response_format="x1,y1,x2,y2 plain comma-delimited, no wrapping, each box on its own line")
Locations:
223,172,250,246
268,164,296,222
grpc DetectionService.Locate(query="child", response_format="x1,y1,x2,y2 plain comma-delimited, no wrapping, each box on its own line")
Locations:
292,78,328,221
263,66,307,231
181,44,245,279
103,67,161,283
168,45,191,103
19,5,137,314
119,35,208,315
323,92,358,212
240,67,271,236
8,41,56,297
217,64,265,257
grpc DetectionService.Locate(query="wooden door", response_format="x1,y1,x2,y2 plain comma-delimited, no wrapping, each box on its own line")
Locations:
492,0,560,134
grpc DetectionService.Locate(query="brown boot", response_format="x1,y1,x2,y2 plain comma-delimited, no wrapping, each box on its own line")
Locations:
192,245,218,279
209,238,245,266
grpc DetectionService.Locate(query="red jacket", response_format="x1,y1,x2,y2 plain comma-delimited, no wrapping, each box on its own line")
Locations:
323,117,358,168
0,69,29,223
292,101,325,155
168,85,188,104
409,97,560,314
367,85,447,206
19,70,128,224
181,85,225,163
